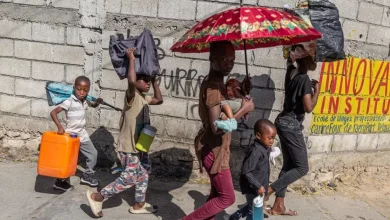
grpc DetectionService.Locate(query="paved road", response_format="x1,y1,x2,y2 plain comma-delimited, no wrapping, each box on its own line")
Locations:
0,162,388,220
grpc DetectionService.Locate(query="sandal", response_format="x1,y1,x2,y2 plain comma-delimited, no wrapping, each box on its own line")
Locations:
86,190,103,217
129,202,158,214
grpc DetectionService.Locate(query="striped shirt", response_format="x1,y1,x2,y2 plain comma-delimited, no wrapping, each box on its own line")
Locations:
59,95,90,142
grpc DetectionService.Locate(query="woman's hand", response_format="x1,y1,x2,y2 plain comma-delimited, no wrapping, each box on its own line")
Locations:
241,97,255,114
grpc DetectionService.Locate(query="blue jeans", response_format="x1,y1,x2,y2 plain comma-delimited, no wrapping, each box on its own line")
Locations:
270,115,309,198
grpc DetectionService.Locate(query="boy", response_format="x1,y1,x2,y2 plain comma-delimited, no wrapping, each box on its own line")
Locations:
86,48,163,217
50,76,102,191
230,119,277,220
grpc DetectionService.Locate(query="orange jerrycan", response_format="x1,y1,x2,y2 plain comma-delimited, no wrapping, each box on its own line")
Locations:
37,132,80,179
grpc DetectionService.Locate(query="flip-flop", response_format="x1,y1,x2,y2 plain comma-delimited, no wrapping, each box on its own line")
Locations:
129,203,158,214
266,208,298,216
86,190,103,217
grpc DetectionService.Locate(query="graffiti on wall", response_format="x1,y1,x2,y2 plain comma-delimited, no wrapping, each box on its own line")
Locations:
311,57,390,135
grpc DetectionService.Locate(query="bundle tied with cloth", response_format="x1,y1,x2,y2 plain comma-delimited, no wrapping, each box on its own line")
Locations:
283,0,346,62
109,28,160,79
109,29,159,153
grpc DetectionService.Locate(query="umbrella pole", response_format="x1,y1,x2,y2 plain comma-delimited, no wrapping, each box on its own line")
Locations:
243,39,249,79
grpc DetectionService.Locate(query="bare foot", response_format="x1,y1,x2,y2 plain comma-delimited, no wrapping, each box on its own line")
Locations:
132,202,145,210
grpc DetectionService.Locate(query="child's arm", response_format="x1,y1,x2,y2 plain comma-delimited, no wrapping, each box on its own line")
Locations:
126,48,137,105
149,76,163,105
50,106,65,134
221,104,233,119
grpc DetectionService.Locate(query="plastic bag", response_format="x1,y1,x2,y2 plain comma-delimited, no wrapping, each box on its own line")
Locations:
284,0,345,62
309,0,345,62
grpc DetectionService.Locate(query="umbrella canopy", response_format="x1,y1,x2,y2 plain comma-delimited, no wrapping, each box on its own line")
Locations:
170,6,322,53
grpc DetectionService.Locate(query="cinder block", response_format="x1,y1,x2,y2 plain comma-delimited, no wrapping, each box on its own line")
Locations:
66,27,82,46
0,58,31,78
254,47,286,69
102,49,113,70
378,134,390,150
0,20,32,40
357,2,384,24
53,45,84,65
79,0,105,29
85,107,100,128
0,39,13,56
367,25,390,46
121,0,158,17
331,0,359,19
102,30,125,49
32,23,65,44
101,69,127,90
32,61,65,82
51,0,80,9
258,0,296,7
233,64,269,78
190,60,212,77
243,0,257,5
15,79,46,99
165,118,202,140
374,0,390,7
187,101,200,121
0,75,15,95
269,68,285,89
31,99,53,118
307,135,333,154
15,41,52,62
150,115,166,136
115,91,125,107
13,0,44,5
150,97,187,118
246,110,264,129
196,1,230,20
0,95,30,115
105,0,121,13
332,135,357,152
357,134,379,151
342,20,369,42
66,65,84,84
383,7,390,27
344,41,389,60
251,88,284,111
170,79,201,100
100,109,121,129
100,90,116,106
158,0,196,20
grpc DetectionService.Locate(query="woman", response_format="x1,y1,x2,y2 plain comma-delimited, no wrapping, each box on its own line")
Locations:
182,41,255,220
266,43,320,216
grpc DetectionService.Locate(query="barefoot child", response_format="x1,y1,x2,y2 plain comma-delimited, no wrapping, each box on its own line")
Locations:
86,48,163,217
50,76,102,191
229,119,277,220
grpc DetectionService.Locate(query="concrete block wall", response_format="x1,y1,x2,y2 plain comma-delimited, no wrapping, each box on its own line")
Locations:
0,0,390,181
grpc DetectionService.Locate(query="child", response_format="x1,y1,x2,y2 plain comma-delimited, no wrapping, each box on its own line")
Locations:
86,48,163,217
50,76,102,191
214,78,244,132
230,119,277,220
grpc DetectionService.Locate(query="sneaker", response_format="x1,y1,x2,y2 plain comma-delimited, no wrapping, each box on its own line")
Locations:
80,173,99,187
53,179,74,192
